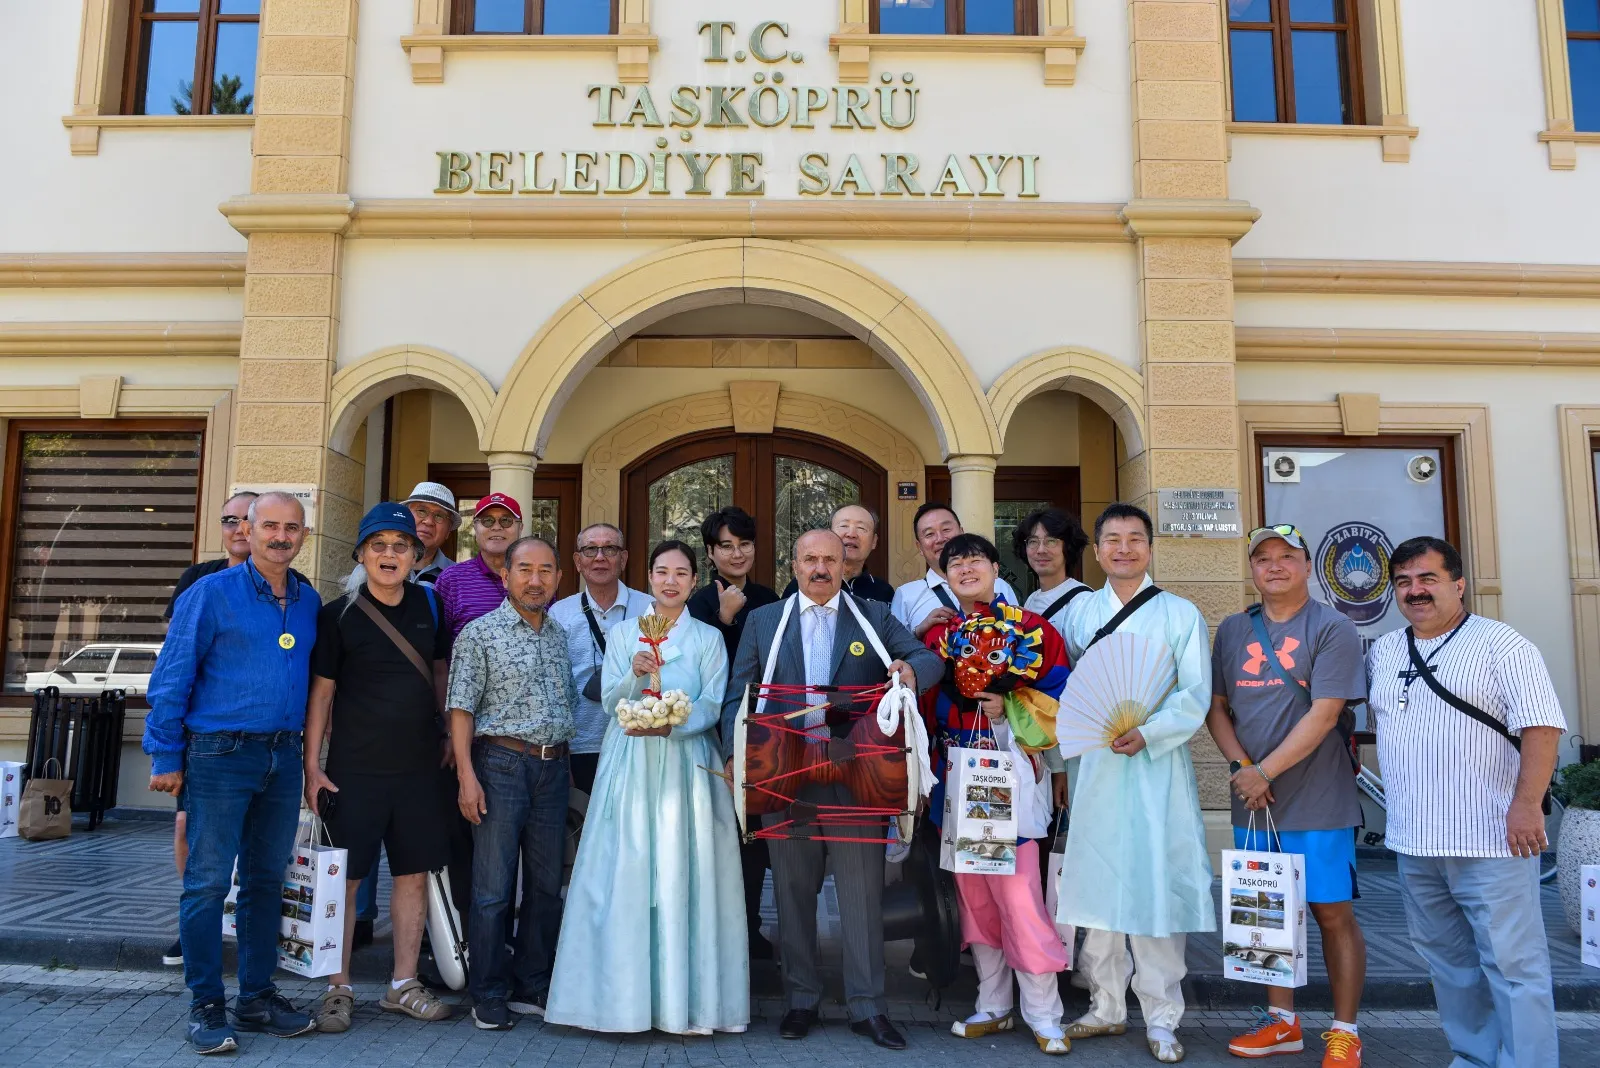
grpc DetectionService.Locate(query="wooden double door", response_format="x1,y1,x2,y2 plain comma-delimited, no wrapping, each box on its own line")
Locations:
622,430,888,592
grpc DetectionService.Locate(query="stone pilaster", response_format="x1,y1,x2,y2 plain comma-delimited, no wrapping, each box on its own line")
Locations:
487,452,538,515
947,454,999,544
228,0,360,595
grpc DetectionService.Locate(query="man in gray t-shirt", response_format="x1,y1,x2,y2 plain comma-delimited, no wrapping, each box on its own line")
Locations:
1206,524,1369,1061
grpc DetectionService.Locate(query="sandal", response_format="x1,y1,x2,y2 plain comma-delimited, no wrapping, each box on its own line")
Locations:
380,978,452,1021
315,987,353,1033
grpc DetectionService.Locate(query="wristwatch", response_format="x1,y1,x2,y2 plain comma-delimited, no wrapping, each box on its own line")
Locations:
1229,758,1252,775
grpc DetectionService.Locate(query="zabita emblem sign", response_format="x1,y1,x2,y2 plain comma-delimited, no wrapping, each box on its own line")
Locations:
1315,521,1394,625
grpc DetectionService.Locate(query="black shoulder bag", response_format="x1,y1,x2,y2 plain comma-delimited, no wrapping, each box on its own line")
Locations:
1404,623,1551,814
579,594,607,702
1084,585,1163,652
1246,603,1358,773
931,582,958,612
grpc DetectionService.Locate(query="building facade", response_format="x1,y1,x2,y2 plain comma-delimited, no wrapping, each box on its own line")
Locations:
2,1,1599,820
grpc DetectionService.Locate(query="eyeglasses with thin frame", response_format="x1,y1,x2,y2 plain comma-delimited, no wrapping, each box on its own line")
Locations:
1024,536,1064,551
577,544,623,559
476,514,519,529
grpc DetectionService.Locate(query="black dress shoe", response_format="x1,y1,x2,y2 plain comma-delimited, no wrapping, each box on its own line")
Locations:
851,1014,907,1050
750,935,776,961
779,1009,817,1039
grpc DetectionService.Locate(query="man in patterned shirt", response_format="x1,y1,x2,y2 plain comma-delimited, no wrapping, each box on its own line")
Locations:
446,537,577,1031
1366,536,1564,1068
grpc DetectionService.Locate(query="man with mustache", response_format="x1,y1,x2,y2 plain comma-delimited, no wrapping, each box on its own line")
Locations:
143,491,321,1054
446,537,578,1031
721,529,942,1049
892,503,1018,639
1366,536,1564,1067
780,504,896,604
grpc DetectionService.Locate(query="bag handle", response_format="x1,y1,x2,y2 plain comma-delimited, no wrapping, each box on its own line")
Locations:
40,757,64,780
580,592,607,657
1246,604,1359,773
1243,804,1282,854
932,582,958,612
353,594,434,685
1085,585,1163,652
1041,584,1091,625
1404,625,1516,750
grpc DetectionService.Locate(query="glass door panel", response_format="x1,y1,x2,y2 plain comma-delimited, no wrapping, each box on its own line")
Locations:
993,499,1051,599
773,456,859,593
647,455,734,579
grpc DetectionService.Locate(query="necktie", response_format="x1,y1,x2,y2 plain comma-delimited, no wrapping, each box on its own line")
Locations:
804,603,833,730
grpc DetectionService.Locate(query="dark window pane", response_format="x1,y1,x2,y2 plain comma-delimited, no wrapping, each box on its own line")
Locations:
1573,40,1600,131
1230,29,1279,121
1568,0,1600,34
211,22,258,114
879,0,947,35
964,0,1016,34
1289,0,1339,22
1291,29,1348,123
543,0,610,34
1228,0,1271,22
218,0,261,13
473,0,526,32
149,0,201,11
141,20,200,116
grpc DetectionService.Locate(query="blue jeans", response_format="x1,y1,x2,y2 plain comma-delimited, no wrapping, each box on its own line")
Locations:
1396,853,1558,1067
467,740,569,1003
180,731,303,1008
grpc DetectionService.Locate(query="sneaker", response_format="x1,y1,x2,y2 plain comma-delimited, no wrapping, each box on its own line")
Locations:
507,988,546,1017
231,991,315,1038
1321,1031,1362,1066
472,998,514,1030
187,1000,237,1055
1227,1009,1303,1058
162,939,183,967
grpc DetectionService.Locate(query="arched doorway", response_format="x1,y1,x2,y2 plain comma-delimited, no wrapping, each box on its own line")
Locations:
622,429,888,591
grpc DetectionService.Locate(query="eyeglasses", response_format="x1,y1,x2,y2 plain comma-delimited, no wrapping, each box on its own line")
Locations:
220,515,244,527
577,545,623,559
409,506,454,524
1248,523,1305,541
475,514,519,529
1024,536,1064,551
364,540,414,557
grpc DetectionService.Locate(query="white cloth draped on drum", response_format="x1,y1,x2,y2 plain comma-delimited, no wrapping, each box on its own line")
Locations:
544,612,749,1034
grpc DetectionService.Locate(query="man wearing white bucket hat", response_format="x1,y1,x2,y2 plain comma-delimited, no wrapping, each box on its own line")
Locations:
402,481,462,586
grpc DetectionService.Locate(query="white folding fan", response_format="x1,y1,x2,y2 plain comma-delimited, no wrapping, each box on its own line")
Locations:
1056,631,1179,759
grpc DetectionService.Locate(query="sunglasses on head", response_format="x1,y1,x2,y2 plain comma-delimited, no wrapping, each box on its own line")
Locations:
1248,523,1304,541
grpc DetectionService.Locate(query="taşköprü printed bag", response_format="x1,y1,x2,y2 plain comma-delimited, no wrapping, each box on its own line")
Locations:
1220,809,1307,989
223,809,348,978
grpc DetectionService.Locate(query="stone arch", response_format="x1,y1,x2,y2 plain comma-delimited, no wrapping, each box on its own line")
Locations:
986,346,1148,458
484,239,1002,460
583,387,930,584
328,344,497,455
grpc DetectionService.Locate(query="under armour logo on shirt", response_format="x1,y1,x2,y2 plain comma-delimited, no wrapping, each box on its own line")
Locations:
1242,636,1300,676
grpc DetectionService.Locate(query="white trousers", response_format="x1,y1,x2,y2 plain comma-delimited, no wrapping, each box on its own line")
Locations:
1078,928,1187,1033
972,943,1063,1033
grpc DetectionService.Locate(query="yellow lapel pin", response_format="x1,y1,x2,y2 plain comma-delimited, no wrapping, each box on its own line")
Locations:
849,641,865,657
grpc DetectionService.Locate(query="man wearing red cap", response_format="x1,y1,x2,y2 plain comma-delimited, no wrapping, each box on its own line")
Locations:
436,493,524,641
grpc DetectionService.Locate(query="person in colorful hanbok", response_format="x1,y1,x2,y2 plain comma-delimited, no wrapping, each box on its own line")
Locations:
1055,504,1214,1065
544,540,749,1035
923,533,1073,1055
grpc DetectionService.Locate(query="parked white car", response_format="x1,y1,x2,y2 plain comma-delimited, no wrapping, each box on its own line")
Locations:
23,643,162,696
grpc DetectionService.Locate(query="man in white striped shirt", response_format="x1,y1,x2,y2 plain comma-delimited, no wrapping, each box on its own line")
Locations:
1366,536,1563,1068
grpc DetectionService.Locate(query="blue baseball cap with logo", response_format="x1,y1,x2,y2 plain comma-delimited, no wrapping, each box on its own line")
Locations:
353,502,419,561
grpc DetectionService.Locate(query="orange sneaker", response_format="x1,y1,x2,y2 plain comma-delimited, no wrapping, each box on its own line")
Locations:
1227,1009,1303,1058
1321,1030,1362,1065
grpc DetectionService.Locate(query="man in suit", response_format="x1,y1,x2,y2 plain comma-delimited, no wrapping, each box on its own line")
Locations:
722,529,942,1049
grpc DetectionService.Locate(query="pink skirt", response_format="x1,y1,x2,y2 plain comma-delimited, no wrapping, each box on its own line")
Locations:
954,839,1069,975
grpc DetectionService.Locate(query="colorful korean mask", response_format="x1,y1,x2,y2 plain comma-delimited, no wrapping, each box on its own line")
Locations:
937,597,1045,698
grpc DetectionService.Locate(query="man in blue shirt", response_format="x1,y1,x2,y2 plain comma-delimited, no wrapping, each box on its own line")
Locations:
144,491,322,1055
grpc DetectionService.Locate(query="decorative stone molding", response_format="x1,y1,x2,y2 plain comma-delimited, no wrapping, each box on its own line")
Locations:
1559,406,1600,741
1121,199,1259,241
728,381,781,434
1336,392,1381,436
485,238,1003,461
831,0,1083,85
405,0,657,84
0,253,246,288
1226,121,1418,161
221,194,355,235
985,346,1147,458
1235,327,1600,366
582,388,928,583
327,343,497,455
1535,0,1581,168
0,321,241,357
1233,258,1600,298
77,375,122,419
345,199,1130,242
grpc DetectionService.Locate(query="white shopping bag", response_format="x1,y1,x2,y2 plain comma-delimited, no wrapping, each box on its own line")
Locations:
1582,865,1600,969
939,745,1019,876
223,810,347,978
0,761,23,838
1041,811,1075,968
1220,815,1306,989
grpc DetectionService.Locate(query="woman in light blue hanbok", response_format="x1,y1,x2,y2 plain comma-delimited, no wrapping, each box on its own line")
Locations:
545,540,750,1035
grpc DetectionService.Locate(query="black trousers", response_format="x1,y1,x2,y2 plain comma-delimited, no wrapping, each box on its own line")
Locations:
741,837,770,943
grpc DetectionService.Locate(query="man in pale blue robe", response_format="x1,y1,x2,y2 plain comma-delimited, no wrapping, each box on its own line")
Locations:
1056,503,1214,1065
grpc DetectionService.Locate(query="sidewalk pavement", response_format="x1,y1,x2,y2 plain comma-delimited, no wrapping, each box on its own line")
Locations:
1,816,1596,1014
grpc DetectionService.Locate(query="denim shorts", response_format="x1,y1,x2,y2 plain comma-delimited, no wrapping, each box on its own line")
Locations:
1233,825,1359,903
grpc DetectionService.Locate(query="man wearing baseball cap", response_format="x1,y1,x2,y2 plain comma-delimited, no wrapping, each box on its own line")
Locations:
436,493,523,641
304,503,453,1032
402,481,462,587
1206,524,1369,1066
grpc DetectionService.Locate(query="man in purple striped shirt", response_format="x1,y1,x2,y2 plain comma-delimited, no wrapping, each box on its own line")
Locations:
437,493,523,641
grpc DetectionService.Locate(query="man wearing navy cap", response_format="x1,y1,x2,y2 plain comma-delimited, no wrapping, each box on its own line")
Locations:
304,503,453,1032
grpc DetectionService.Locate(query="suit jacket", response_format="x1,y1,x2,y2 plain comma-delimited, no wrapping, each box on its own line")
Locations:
720,591,943,761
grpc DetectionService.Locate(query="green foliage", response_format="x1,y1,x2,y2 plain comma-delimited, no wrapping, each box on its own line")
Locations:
171,75,253,116
1554,759,1600,810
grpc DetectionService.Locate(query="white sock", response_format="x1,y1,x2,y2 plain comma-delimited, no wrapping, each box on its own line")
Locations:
1270,1008,1297,1023
1331,1020,1358,1035
391,977,413,990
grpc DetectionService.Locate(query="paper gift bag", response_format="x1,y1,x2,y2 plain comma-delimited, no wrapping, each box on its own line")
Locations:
18,760,72,841
1582,865,1600,969
223,810,347,978
939,745,1019,876
1041,811,1075,967
1221,827,1307,989
0,761,24,839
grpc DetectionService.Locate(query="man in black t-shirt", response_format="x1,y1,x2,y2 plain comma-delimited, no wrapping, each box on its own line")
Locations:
303,503,453,1032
